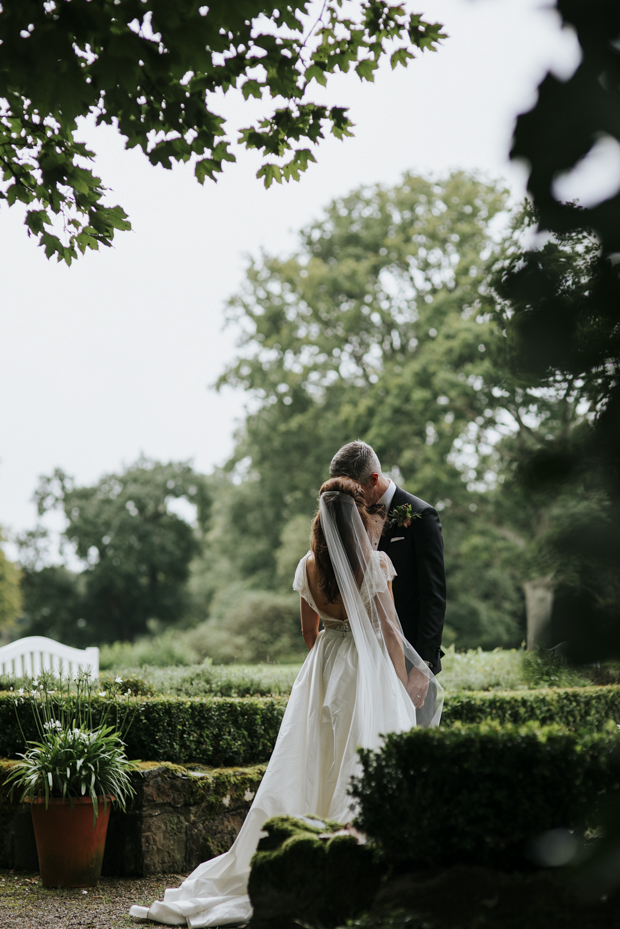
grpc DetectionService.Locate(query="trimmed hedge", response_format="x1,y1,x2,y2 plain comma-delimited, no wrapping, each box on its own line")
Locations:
351,722,620,868
0,694,287,767
441,686,620,731
249,816,385,929
1,686,619,766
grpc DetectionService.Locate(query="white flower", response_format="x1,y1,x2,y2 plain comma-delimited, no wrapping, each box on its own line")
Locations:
115,676,123,684
47,772,53,788
17,688,24,696
98,691,107,697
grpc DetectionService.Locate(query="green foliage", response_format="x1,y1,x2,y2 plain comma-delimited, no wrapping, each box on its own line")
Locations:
521,649,590,689
119,663,303,698
0,0,444,262
0,692,288,766
214,590,306,663
98,588,306,666
275,515,312,587
351,722,620,867
2,661,302,698
2,684,617,767
99,629,202,669
18,457,210,644
249,815,385,929
4,724,135,819
440,686,620,732
440,646,525,692
505,4,620,664
211,171,530,648
4,670,136,818
0,530,22,639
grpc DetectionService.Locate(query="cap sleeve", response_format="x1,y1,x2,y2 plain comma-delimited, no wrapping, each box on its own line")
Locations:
377,550,397,583
361,550,397,602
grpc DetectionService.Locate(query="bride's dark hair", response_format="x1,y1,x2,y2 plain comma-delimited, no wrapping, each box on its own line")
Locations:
311,477,371,604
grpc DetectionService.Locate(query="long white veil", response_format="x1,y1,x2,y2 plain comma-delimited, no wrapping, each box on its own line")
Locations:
320,490,443,731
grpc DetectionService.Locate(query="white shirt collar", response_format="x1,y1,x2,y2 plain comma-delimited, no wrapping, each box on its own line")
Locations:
379,479,397,510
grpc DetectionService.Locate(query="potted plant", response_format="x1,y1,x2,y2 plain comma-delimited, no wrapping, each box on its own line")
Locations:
5,669,136,888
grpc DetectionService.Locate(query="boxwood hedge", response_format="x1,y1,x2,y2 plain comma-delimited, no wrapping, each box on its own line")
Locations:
351,721,620,868
0,694,288,767
1,686,619,766
441,686,620,730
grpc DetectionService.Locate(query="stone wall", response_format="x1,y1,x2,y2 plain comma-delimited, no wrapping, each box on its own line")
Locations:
0,759,266,876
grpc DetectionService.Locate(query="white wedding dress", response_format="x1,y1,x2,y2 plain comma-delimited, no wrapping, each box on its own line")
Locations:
131,492,443,927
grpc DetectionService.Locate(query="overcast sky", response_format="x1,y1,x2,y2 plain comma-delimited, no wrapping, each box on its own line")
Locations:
1,0,581,548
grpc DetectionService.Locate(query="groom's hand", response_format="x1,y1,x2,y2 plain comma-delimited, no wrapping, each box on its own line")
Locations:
407,666,430,708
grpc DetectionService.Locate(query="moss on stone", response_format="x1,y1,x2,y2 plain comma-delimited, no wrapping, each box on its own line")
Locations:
248,815,386,929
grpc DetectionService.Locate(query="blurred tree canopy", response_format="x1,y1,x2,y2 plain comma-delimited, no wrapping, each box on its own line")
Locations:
0,0,444,263
211,171,532,648
505,0,620,661
209,174,606,649
17,458,210,645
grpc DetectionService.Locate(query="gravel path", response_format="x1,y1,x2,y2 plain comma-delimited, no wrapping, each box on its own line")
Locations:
0,869,191,928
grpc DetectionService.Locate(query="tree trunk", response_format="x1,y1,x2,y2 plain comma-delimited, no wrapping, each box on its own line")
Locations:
523,575,555,650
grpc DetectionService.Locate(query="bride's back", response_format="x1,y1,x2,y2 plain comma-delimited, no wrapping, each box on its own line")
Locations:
305,553,348,622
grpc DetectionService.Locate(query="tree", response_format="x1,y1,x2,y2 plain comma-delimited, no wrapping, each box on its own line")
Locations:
484,209,611,648
19,458,211,644
0,529,22,643
0,0,444,263
507,0,620,660
214,171,530,648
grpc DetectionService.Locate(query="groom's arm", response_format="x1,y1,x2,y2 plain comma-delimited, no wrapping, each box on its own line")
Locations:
411,506,446,668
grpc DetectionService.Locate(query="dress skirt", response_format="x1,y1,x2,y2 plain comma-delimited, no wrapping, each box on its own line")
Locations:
130,626,417,927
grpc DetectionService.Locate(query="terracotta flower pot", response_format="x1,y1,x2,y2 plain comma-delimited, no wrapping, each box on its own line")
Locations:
29,796,113,887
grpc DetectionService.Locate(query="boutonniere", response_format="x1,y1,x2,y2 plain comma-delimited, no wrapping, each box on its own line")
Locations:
387,503,421,530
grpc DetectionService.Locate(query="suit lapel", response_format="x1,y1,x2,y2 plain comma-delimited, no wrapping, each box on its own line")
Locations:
378,485,407,550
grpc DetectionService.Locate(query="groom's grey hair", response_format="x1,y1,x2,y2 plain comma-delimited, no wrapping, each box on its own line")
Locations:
329,441,382,485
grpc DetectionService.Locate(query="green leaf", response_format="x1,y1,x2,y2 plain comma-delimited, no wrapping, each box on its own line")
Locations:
257,163,283,189
391,47,414,69
305,65,327,87
242,80,263,101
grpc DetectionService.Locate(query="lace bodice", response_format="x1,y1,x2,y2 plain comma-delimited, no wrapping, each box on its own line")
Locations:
293,550,397,629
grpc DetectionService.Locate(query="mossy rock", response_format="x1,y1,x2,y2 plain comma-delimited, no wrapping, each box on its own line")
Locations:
248,815,386,929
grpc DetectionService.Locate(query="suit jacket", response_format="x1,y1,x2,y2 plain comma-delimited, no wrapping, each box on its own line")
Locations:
378,485,446,673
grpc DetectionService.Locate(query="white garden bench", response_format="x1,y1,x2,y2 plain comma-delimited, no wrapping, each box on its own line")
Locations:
0,636,99,679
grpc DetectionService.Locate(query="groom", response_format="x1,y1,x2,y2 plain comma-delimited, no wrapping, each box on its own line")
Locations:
329,441,446,696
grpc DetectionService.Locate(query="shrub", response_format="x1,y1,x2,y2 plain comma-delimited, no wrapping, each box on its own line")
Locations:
249,815,384,929
218,591,307,664
520,649,590,689
441,686,620,731
99,590,307,669
99,630,200,669
440,646,525,691
350,722,620,868
129,662,302,697
2,685,617,767
0,693,287,767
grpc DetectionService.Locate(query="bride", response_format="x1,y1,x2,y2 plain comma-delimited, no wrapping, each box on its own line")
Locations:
130,477,443,927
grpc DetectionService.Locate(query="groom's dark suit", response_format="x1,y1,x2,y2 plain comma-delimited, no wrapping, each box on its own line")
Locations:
377,485,446,673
